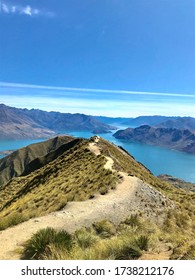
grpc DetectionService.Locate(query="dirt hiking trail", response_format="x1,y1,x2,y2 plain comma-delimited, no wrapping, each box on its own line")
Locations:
0,137,171,259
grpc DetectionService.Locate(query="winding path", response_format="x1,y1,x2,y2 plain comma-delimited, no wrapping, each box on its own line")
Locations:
0,138,171,259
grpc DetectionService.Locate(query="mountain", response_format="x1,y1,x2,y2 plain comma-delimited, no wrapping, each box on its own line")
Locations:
94,116,133,126
157,117,195,131
0,136,175,220
0,136,194,260
95,115,195,130
0,104,55,139
0,135,75,187
0,104,115,139
113,125,195,154
122,115,171,127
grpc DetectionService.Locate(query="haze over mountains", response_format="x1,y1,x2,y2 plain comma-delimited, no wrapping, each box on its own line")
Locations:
96,115,195,130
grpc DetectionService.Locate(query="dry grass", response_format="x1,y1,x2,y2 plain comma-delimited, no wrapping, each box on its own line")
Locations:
25,217,160,260
0,137,194,259
0,139,118,229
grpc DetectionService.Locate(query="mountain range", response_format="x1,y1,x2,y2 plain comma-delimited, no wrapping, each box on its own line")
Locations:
114,125,195,154
0,104,115,139
1,104,195,140
96,115,195,130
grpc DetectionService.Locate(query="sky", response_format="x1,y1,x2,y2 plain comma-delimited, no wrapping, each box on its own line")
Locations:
0,0,194,117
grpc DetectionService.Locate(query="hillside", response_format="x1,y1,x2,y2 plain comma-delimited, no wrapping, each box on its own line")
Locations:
157,117,195,131
0,135,75,187
0,136,176,225
158,174,195,193
0,104,55,139
0,136,194,260
113,125,195,154
0,104,115,139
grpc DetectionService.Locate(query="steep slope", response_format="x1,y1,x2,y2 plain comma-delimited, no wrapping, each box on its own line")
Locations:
114,125,195,154
0,136,176,225
0,135,75,187
0,136,195,260
158,174,195,192
0,104,55,139
0,137,117,222
25,109,115,131
0,104,115,139
0,136,176,259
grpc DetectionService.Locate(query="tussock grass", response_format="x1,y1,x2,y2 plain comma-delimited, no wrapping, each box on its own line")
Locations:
23,219,155,260
0,139,118,229
93,220,116,237
74,228,99,249
1,137,195,259
0,213,27,230
21,210,195,260
21,227,72,260
135,235,150,251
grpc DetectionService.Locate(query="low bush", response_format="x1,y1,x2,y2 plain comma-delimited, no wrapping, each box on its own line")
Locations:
74,228,98,249
135,235,150,251
0,213,26,230
115,244,142,260
124,214,141,227
93,220,116,237
21,227,72,260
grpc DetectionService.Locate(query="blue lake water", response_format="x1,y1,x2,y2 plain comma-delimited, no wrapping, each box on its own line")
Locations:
0,131,195,183
0,139,46,158
68,130,195,183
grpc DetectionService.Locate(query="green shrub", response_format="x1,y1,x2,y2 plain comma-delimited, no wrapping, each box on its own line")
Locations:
115,244,142,260
124,214,141,227
75,229,98,249
135,235,150,251
22,227,72,260
93,220,116,238
0,213,26,231
180,245,195,260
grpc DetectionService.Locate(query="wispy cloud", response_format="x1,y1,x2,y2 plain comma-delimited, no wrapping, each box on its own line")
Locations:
0,82,195,117
0,2,55,17
0,82,194,98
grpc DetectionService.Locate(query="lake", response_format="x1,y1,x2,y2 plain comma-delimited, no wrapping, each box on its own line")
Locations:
0,131,195,183
0,139,46,158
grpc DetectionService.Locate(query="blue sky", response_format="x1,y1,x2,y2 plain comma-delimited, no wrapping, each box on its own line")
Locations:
0,0,194,117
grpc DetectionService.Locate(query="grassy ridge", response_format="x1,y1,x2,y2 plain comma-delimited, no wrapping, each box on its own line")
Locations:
0,136,74,187
0,136,194,259
0,138,118,229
